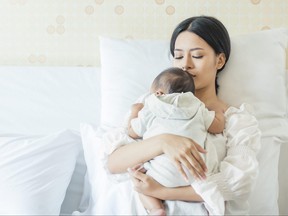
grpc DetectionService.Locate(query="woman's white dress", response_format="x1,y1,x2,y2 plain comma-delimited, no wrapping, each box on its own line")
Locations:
74,94,261,216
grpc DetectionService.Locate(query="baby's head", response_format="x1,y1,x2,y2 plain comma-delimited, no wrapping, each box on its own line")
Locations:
151,67,195,96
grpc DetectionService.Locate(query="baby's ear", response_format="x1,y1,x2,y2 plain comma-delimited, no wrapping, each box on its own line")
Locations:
155,90,164,96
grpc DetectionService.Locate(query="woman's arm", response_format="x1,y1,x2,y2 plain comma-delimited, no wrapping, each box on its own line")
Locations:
208,105,261,201
161,186,203,201
107,133,208,180
107,135,163,173
193,104,261,214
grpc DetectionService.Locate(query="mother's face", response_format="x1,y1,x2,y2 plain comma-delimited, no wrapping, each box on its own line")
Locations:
172,31,225,93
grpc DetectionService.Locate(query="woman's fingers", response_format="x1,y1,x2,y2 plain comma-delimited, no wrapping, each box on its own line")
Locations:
129,167,147,184
161,134,208,180
183,152,206,180
183,141,207,179
194,143,208,172
176,142,207,180
195,143,208,172
131,163,146,173
172,151,205,181
129,170,146,193
129,169,152,194
194,142,207,153
173,159,189,182
129,169,163,198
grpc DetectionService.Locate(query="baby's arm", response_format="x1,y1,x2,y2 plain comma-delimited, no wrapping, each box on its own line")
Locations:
207,110,225,134
127,103,144,139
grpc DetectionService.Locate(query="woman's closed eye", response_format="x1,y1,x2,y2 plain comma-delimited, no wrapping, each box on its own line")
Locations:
174,55,203,60
192,55,203,59
174,55,183,60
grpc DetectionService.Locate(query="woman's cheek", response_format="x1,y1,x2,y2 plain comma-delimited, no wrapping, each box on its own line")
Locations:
172,60,180,68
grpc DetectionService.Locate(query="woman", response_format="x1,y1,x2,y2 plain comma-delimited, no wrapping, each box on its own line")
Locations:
105,16,261,215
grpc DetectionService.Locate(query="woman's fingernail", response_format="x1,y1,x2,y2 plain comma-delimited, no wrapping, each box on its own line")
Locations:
127,168,132,173
136,164,144,171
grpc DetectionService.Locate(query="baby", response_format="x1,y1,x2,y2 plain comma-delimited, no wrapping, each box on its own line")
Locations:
127,67,225,215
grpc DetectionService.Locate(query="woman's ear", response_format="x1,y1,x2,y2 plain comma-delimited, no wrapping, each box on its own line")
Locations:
216,53,226,70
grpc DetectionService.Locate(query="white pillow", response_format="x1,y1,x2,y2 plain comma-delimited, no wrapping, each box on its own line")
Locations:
217,30,288,214
99,37,171,128
0,66,101,135
248,136,282,214
0,129,81,215
60,146,87,215
218,28,288,139
0,67,102,214
99,28,288,215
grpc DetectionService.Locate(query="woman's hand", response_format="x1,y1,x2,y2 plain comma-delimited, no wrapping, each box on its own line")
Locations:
129,165,204,202
160,134,208,181
129,165,165,199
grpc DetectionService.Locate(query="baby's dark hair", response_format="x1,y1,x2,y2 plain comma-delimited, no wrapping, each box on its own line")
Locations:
152,67,195,94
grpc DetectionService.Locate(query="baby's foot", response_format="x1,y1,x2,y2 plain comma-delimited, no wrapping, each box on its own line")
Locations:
149,208,166,216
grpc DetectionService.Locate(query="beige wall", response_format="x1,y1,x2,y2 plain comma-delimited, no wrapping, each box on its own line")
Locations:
0,0,287,67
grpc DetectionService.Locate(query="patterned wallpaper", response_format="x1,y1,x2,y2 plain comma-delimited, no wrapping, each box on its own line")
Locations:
0,0,287,66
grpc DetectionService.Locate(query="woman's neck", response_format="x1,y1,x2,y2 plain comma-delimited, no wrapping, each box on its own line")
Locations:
195,87,219,107
195,87,229,112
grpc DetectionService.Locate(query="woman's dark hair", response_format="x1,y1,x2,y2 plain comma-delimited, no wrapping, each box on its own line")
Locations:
152,67,195,94
170,16,231,93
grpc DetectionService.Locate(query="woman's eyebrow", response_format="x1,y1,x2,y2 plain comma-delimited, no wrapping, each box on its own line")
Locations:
174,48,204,51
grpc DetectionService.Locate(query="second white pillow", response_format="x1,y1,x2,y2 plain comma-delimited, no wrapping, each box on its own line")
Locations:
0,130,81,215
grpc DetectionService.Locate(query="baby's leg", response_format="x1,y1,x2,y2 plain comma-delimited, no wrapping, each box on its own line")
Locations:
138,193,166,216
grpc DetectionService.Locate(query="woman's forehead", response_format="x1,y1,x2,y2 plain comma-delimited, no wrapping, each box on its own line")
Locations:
175,31,209,50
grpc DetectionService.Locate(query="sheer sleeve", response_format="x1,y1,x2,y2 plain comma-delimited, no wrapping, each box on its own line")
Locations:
192,103,261,215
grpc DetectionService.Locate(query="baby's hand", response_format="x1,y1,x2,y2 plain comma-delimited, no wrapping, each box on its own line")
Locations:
131,103,144,114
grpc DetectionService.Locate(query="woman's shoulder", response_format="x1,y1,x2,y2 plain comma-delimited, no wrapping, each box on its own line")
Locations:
225,103,255,116
224,103,259,132
215,98,255,117
223,103,261,152
215,98,259,126
208,98,229,113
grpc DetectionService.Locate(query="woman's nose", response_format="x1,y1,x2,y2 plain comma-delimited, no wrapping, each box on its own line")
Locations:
182,56,194,71
182,66,188,71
